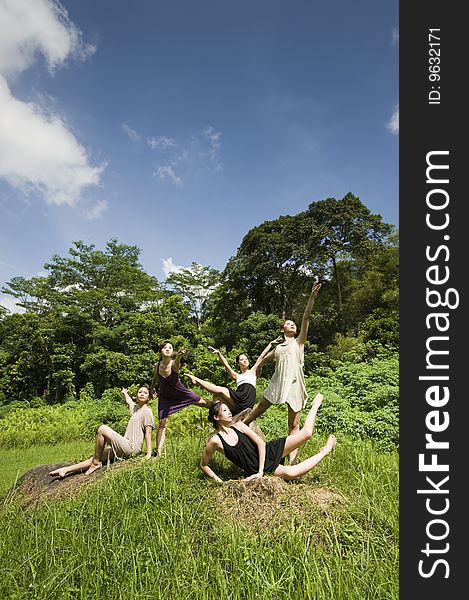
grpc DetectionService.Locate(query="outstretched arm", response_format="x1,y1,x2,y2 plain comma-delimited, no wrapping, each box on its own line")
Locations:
297,282,322,347
172,348,186,373
121,388,136,413
200,437,224,482
207,346,237,380
251,336,283,373
234,422,266,479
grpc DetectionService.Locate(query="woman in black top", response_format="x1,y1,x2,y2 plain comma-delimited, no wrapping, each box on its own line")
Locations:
200,392,336,482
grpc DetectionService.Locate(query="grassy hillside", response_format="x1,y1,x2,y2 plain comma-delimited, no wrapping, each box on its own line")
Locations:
0,432,398,600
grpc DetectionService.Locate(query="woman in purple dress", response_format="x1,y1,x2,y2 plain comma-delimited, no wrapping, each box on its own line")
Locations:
150,341,213,456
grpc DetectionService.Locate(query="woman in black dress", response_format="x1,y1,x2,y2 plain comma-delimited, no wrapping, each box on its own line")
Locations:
200,392,336,483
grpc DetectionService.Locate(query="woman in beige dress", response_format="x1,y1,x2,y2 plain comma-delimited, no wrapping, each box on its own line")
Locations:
243,281,322,464
48,386,155,478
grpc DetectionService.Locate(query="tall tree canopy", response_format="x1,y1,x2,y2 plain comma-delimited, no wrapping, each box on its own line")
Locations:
0,194,399,405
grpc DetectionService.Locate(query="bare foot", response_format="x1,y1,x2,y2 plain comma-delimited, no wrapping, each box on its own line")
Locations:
312,392,324,409
49,468,67,478
186,372,197,385
321,434,337,455
84,461,102,476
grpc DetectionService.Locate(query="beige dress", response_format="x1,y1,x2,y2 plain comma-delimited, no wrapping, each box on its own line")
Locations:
110,404,155,457
263,338,308,412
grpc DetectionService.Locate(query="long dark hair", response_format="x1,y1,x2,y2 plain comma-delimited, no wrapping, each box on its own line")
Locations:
208,401,223,428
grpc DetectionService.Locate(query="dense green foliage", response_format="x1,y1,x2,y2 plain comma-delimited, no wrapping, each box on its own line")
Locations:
0,194,399,454
0,350,398,452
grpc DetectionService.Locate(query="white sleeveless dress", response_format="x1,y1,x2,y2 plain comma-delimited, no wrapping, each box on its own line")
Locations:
263,338,308,412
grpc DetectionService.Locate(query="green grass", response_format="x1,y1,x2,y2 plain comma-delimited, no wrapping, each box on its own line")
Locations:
0,440,92,497
0,434,398,600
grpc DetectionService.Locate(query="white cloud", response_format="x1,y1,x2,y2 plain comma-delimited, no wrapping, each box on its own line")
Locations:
121,122,141,142
161,257,183,277
147,136,175,151
120,123,223,185
0,294,25,314
153,164,182,186
0,0,96,77
83,199,108,220
203,126,223,172
386,104,399,135
0,0,103,207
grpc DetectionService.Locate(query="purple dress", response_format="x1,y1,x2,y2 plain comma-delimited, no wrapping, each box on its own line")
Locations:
157,366,201,420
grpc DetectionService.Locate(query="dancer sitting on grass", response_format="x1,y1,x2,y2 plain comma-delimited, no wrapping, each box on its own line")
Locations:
49,386,155,479
186,341,281,418
200,392,336,483
150,341,213,457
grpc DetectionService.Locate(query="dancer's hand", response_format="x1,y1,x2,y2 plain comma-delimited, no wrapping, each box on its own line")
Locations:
176,348,186,356
244,472,263,482
121,387,128,395
310,281,322,296
207,345,220,355
270,335,284,347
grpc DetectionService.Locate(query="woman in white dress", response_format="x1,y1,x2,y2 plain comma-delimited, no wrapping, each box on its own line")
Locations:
243,282,322,464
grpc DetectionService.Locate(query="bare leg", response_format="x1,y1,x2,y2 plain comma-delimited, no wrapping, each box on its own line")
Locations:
282,393,324,459
49,447,115,479
212,392,235,410
186,373,231,403
84,425,116,475
243,396,272,425
195,396,215,409
274,435,337,481
49,457,93,478
156,418,168,457
287,406,301,464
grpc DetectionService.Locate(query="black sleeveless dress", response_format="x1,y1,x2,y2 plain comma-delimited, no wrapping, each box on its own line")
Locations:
217,427,286,476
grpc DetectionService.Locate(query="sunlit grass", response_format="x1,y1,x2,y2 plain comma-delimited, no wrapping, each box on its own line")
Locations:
0,436,398,600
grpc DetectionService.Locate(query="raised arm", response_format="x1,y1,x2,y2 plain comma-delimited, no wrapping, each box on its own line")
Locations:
297,281,322,347
172,348,186,373
235,422,266,479
200,437,224,482
251,336,284,373
208,346,237,380
121,388,136,412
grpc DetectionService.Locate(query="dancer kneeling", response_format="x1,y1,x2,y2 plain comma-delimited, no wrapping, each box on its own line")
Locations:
200,393,336,483
49,386,155,479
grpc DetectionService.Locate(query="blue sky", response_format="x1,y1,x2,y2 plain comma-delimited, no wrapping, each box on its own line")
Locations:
0,0,398,311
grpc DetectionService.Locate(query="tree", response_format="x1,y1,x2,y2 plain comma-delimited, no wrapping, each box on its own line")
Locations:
298,193,393,328
0,240,167,402
165,262,221,328
213,215,313,321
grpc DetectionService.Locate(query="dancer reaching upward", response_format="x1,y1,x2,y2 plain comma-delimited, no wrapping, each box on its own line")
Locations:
49,386,154,479
243,281,322,465
150,341,213,456
200,392,336,482
186,341,280,417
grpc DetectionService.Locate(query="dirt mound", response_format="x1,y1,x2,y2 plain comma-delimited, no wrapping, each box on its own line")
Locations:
216,476,347,532
7,460,134,508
